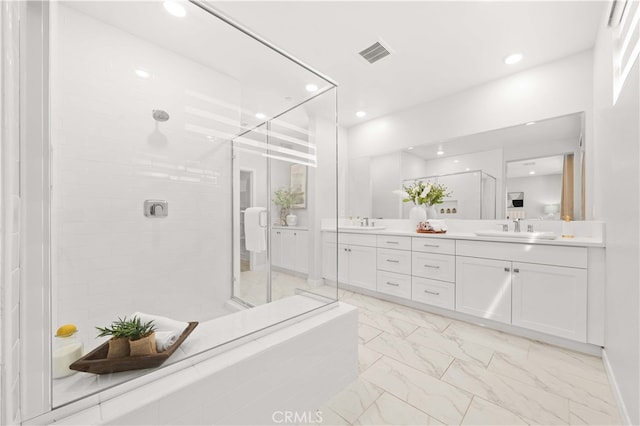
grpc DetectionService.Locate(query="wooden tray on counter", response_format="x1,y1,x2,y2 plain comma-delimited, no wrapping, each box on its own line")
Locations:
69,322,198,375
416,229,447,234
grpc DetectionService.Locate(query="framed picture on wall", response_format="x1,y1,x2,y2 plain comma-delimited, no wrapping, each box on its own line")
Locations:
290,164,307,209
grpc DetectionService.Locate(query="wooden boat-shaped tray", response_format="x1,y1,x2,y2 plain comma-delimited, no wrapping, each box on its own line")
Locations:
70,322,198,375
416,229,447,234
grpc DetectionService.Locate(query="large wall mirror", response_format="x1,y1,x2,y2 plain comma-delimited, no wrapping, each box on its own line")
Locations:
347,112,584,220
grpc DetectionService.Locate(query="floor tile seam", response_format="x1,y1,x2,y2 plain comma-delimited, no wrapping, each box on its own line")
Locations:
402,326,496,367
484,360,618,413
567,398,623,420
322,406,352,426
385,309,450,333
441,359,574,424
350,386,386,425
364,340,454,380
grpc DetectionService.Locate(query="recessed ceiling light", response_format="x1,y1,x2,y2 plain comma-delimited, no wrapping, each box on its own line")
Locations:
407,146,414,150
504,52,523,65
436,150,444,156
529,171,536,175
255,112,266,120
465,168,470,171
305,83,318,92
135,69,150,78
525,121,536,126
163,1,186,17
453,159,459,163
356,111,367,118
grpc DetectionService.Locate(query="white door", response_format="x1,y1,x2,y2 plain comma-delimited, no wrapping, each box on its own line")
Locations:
348,245,377,291
512,262,587,342
294,230,309,273
280,229,296,271
456,256,512,324
337,244,350,284
322,241,338,281
271,229,283,268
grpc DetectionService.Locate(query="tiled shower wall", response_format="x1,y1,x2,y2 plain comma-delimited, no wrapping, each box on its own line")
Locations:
50,5,239,348
1,1,22,423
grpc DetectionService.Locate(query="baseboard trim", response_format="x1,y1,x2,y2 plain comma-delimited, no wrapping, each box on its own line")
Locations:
602,349,632,425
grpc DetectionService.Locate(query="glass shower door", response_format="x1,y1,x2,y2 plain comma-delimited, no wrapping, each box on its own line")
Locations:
233,125,270,307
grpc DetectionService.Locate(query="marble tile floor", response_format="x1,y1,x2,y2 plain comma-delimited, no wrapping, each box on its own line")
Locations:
237,269,342,306
315,290,622,426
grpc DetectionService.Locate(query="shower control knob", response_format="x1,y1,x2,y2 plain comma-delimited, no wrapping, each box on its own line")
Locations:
144,200,168,218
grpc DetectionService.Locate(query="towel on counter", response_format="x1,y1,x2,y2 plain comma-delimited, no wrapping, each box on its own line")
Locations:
131,312,189,352
244,207,267,252
426,219,448,232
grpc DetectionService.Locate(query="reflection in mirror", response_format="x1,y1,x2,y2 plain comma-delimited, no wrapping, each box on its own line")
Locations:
350,112,584,220
506,155,565,220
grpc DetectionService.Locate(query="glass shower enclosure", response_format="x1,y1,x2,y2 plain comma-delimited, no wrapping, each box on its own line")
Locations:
402,170,497,219
44,0,339,409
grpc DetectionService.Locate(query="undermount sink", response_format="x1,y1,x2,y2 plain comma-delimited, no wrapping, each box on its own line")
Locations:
474,230,557,240
338,225,386,231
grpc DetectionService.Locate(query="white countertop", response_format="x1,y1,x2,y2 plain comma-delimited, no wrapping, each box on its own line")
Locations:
321,227,605,247
272,225,308,231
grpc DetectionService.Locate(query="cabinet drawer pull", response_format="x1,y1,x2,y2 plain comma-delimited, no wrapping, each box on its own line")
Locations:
423,244,440,248
386,241,399,244
424,289,440,296
386,259,400,263
504,267,510,272
386,281,400,287
513,268,520,273
423,264,440,269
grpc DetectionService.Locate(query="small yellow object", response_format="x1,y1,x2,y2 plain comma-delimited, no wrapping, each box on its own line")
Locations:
55,324,78,337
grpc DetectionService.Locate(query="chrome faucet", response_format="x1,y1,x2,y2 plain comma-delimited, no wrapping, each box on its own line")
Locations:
513,218,521,232
361,217,369,227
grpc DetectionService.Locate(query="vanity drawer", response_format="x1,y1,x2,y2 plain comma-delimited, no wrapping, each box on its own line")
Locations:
412,238,455,255
377,270,411,299
412,276,455,310
412,252,455,282
377,235,411,251
377,248,411,274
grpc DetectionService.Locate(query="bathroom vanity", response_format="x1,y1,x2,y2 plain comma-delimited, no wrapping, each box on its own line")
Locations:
322,224,605,348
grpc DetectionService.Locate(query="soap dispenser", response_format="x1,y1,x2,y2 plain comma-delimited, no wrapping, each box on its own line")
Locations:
561,216,574,239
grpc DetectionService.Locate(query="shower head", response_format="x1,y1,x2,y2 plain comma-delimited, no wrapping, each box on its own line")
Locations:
152,109,170,122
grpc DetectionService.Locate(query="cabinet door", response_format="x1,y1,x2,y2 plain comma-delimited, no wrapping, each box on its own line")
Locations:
294,230,309,274
322,241,338,281
456,256,512,324
348,245,377,291
271,229,283,268
280,230,296,271
512,262,587,342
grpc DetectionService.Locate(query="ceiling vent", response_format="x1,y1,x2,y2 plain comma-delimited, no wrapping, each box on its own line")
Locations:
358,41,391,64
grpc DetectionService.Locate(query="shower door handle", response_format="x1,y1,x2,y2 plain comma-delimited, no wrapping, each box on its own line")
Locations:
259,210,268,228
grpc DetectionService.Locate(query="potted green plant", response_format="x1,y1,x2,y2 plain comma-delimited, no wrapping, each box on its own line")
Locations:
401,181,451,226
273,188,295,226
96,316,157,358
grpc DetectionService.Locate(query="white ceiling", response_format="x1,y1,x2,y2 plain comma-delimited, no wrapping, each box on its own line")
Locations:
213,1,607,127
507,155,565,179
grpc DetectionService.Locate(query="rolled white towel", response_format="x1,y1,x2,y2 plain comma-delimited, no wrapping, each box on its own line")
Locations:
131,312,189,333
427,220,448,232
130,312,189,352
155,331,179,352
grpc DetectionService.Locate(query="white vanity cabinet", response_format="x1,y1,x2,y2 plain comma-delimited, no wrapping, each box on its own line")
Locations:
456,240,589,342
376,235,412,298
271,228,308,274
322,232,377,291
455,256,512,323
511,262,587,341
